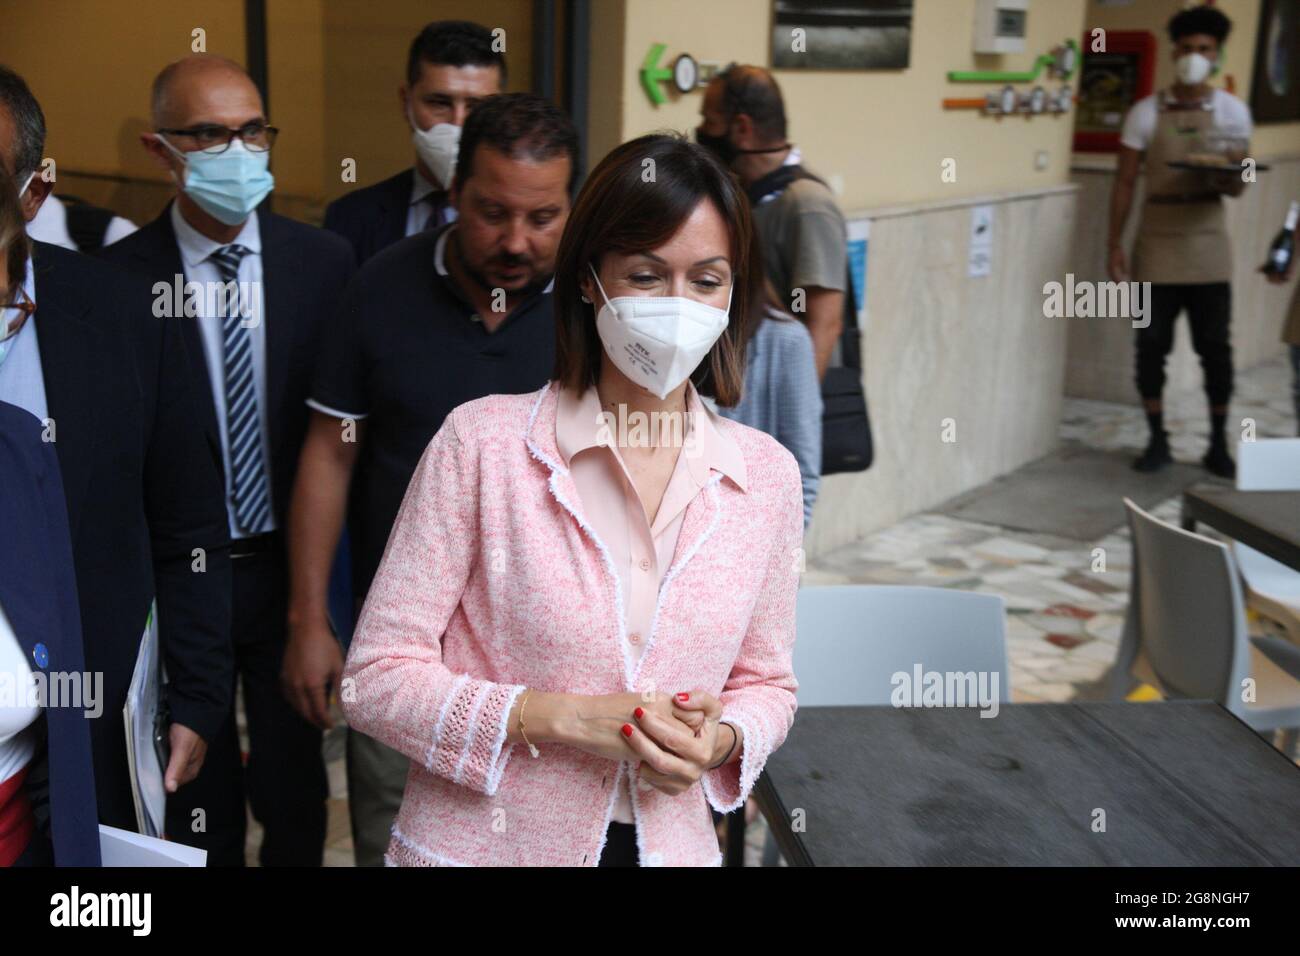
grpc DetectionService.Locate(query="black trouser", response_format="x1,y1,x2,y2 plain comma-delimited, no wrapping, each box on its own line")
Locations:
598,822,640,866
1135,282,1233,406
164,549,328,866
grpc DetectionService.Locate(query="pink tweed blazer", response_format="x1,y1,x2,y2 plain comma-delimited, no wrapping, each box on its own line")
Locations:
341,380,804,866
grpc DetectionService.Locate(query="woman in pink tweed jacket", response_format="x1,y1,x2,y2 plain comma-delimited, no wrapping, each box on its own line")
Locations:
342,134,803,867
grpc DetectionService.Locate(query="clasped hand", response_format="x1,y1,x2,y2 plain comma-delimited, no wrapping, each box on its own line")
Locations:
618,689,725,796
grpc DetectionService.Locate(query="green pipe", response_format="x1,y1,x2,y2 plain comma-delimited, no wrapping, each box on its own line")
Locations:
947,39,1078,83
948,53,1055,83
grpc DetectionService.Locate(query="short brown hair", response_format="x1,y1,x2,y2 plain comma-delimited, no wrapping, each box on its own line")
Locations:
552,133,758,406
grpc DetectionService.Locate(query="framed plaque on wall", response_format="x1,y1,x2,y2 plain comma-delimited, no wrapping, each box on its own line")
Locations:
1073,30,1158,152
1249,0,1300,123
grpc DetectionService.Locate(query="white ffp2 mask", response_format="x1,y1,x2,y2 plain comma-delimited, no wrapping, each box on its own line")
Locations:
410,112,461,190
1175,52,1213,85
588,264,732,401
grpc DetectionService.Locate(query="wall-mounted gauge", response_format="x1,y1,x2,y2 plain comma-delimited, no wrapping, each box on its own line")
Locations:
672,54,698,94
1052,40,1079,80
999,84,1018,114
1029,86,1047,114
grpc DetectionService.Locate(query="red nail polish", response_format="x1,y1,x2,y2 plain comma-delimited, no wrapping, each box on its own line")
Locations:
634,707,644,719
621,724,633,738
676,692,689,701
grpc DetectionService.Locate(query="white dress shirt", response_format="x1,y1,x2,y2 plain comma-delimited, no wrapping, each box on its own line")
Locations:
405,169,457,237
0,600,39,785
170,202,276,537
0,256,48,423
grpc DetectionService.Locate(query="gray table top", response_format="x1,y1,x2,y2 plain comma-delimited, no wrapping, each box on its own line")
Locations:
1183,486,1300,571
757,701,1300,866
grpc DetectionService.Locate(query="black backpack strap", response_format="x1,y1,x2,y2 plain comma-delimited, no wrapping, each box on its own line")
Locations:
61,197,115,253
747,164,860,370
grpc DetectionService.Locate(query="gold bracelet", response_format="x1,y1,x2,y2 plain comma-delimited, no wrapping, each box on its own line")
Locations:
519,688,540,758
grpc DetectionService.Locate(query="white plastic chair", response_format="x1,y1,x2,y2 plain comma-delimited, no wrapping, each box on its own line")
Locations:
792,585,1010,705
759,586,1009,866
1235,439,1300,645
1111,498,1300,756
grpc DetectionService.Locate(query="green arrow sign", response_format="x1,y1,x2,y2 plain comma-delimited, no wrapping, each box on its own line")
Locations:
641,42,673,106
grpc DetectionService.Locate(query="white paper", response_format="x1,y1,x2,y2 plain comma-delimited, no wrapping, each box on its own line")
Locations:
968,204,994,278
99,824,206,867
123,601,165,838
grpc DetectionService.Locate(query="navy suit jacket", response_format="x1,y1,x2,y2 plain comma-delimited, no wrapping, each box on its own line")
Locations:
322,169,413,266
0,400,100,865
30,240,233,830
101,206,356,528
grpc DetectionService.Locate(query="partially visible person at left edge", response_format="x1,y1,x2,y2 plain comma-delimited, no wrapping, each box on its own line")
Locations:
0,173,98,868
101,53,355,866
0,64,233,834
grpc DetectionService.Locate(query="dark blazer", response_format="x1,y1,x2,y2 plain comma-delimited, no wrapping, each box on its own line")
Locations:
322,169,413,265
28,240,233,831
101,206,356,528
0,401,100,865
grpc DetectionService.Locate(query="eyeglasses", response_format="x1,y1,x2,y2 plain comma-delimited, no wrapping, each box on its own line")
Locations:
1,295,34,335
155,121,279,153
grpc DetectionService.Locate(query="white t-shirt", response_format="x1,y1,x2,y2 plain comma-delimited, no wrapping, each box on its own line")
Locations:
1119,89,1253,152
27,196,137,251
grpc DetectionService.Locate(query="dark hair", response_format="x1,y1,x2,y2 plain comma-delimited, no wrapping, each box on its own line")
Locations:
453,92,579,196
0,65,46,183
1168,5,1231,44
552,133,759,406
1,171,30,302
716,64,787,143
407,20,506,87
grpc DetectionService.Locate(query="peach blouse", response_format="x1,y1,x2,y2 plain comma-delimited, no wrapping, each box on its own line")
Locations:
555,380,747,822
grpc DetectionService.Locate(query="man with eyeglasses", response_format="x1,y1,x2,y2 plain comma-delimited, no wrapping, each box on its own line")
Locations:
100,53,355,866
0,64,233,840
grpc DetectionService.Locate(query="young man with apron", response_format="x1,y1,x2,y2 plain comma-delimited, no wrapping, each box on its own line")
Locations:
1107,4,1252,478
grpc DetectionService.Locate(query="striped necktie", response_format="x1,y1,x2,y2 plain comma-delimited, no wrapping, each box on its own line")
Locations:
422,191,450,231
209,243,270,534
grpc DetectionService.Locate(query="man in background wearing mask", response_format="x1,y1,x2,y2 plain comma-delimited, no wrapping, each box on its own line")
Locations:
100,54,355,865
697,64,847,380
322,20,505,266
0,64,233,836
287,92,575,865
1108,4,1252,478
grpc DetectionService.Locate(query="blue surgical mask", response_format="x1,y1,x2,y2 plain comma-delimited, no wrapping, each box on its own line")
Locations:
157,135,274,226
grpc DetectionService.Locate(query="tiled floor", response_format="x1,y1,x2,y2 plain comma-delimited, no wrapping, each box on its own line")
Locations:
245,355,1299,865
803,354,1297,704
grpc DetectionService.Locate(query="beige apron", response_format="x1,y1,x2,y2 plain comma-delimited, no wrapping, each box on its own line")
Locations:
1284,285,1300,347
1132,91,1233,285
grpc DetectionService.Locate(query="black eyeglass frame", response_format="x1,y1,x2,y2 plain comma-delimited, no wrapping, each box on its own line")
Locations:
155,122,279,153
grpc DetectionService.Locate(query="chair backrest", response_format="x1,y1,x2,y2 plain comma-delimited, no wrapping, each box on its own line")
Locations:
1123,498,1249,705
793,585,1008,707
1237,438,1300,491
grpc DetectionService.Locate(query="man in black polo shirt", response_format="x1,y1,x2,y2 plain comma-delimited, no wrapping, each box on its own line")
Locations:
283,92,576,865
